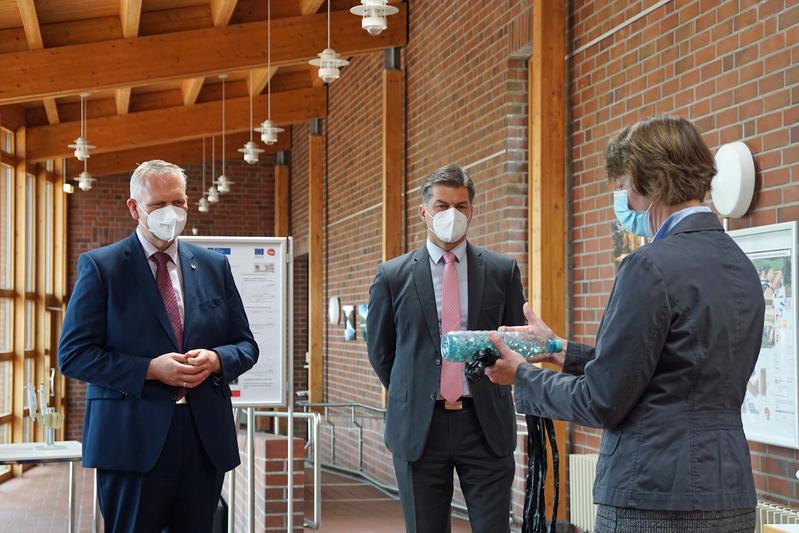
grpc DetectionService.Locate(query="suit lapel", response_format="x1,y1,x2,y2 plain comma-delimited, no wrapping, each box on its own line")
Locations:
178,243,197,351
411,247,441,352
125,232,180,350
466,244,485,330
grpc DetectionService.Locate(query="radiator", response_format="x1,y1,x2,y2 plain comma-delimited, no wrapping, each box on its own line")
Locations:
567,455,799,533
569,453,599,532
756,501,799,532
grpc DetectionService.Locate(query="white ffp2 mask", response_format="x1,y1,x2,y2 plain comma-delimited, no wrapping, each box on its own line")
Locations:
139,205,187,243
428,207,468,243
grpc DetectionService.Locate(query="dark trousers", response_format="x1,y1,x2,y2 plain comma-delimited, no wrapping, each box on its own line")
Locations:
393,401,515,533
97,405,225,533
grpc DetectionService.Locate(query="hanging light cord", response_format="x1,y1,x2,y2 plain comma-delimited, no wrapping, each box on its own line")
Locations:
202,137,206,190
267,0,272,121
80,94,86,139
249,72,254,141
211,135,215,179
221,77,226,173
327,0,331,49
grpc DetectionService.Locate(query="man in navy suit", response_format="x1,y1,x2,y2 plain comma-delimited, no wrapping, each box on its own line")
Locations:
58,160,258,533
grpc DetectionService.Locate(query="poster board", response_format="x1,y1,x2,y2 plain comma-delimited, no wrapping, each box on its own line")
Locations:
180,236,292,407
729,222,799,449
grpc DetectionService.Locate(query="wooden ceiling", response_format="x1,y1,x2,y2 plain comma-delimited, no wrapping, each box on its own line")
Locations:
0,0,406,172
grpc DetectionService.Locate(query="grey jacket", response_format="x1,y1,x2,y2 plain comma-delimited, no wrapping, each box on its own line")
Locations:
367,243,526,461
515,212,763,511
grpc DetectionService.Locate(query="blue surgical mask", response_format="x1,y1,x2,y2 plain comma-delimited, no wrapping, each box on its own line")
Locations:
613,189,652,237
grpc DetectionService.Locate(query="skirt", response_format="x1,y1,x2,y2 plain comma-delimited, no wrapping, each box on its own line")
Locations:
594,504,756,533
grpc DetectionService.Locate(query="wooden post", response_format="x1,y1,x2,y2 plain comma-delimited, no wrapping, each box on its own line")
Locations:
274,151,290,237
12,127,27,474
307,120,324,405
382,48,403,262
529,0,568,523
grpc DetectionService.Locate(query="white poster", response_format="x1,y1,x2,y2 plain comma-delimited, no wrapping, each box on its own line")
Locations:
180,236,291,407
730,222,799,449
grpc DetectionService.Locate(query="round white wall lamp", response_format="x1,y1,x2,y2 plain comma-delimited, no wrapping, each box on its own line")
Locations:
328,296,340,325
711,141,755,218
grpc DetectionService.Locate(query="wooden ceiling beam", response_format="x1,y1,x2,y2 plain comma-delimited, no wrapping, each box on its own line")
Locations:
211,0,238,26
115,87,132,115
298,0,326,16
66,130,288,178
0,4,407,105
43,98,59,124
182,77,205,106
120,0,143,38
27,87,325,160
15,0,43,49
250,67,278,96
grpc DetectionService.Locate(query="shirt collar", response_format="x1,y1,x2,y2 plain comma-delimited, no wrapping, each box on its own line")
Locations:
426,239,467,264
652,205,712,242
136,226,180,264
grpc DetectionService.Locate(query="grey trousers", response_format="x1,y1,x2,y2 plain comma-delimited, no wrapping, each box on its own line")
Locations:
392,401,515,533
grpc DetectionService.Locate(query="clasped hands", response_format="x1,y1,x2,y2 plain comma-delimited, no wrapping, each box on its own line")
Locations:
146,349,221,388
484,302,567,386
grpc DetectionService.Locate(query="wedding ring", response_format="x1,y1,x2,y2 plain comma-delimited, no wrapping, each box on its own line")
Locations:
183,381,187,388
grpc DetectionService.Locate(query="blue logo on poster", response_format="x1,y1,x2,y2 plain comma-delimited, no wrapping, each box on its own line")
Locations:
255,248,264,256
208,247,231,255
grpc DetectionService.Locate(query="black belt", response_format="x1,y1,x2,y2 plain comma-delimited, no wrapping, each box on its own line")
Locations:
434,397,473,410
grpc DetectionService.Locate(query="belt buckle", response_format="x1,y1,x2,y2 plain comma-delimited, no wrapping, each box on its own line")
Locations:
444,400,462,411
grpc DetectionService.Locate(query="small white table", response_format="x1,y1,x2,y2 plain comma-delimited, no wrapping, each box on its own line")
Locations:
0,441,95,533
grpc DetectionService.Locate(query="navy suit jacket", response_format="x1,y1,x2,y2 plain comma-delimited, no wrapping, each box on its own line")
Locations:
58,232,258,473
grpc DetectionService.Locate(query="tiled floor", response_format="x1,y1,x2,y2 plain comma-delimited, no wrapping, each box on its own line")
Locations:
0,464,471,532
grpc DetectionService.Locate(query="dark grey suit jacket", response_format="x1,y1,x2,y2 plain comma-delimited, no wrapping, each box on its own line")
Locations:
514,212,763,511
367,242,526,461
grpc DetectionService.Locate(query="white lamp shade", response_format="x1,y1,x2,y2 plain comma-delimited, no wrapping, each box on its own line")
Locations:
198,196,209,212
711,141,755,218
239,141,265,164
309,49,349,84
208,186,220,203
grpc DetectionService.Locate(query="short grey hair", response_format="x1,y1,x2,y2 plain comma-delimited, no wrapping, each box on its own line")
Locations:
420,164,475,205
129,160,187,203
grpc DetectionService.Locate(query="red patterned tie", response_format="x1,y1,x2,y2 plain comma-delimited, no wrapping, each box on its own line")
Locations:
151,251,186,400
440,251,463,403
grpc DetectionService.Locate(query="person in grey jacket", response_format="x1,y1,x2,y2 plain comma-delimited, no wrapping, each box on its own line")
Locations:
485,115,764,532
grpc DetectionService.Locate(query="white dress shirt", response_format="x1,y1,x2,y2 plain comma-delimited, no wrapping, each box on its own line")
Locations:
427,239,471,397
136,227,185,324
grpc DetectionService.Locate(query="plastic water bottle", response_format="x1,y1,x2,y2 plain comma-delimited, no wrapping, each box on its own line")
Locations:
440,330,563,362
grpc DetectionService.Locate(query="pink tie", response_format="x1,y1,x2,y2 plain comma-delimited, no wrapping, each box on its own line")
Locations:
440,251,463,403
151,251,186,400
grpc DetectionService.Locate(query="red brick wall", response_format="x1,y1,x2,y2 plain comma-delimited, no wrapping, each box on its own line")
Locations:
569,0,798,507
65,156,276,439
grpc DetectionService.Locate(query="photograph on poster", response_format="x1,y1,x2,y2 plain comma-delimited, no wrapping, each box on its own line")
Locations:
729,221,799,449
343,305,356,341
358,304,368,342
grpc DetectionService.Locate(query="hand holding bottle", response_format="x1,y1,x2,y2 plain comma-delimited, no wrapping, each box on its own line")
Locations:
499,302,567,369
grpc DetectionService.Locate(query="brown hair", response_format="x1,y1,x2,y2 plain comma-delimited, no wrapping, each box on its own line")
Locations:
421,164,475,204
605,115,716,205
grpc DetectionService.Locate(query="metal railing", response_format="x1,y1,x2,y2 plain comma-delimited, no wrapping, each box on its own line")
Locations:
227,408,322,531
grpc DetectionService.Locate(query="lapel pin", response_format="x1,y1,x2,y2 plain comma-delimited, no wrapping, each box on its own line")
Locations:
191,263,197,270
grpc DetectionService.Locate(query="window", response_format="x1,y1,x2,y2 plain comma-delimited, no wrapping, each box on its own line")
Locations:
0,165,11,290
0,360,10,416
0,299,10,353
25,173,34,293
45,182,53,294
24,300,34,351
0,128,12,154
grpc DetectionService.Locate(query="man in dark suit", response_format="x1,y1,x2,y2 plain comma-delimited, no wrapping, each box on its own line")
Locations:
367,164,526,533
58,160,258,533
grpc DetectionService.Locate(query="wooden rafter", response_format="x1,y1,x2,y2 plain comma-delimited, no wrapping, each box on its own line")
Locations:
120,0,143,38
0,5,407,105
43,98,60,124
115,87,132,115
66,130,289,178
182,78,206,106
250,67,278,96
27,87,325,160
15,0,43,49
298,0,326,16
211,0,238,26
